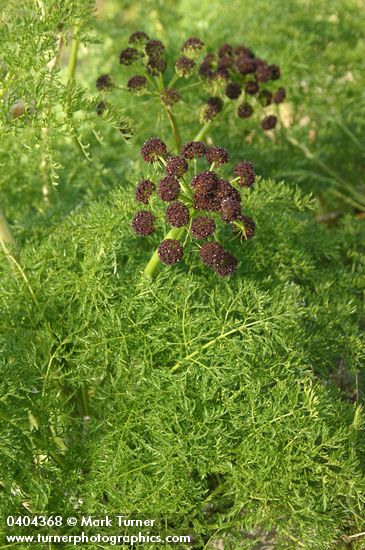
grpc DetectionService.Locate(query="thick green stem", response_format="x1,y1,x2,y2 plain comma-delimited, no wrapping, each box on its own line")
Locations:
66,30,91,160
144,227,185,278
80,383,90,418
194,121,212,142
67,30,79,82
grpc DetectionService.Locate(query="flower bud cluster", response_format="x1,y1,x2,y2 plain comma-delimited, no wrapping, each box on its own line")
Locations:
131,137,256,276
116,33,205,107
197,42,286,131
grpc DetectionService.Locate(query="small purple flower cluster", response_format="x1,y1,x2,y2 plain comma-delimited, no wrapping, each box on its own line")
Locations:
96,74,113,91
198,42,286,130
118,32,167,96
131,137,256,277
117,33,206,109
118,33,204,104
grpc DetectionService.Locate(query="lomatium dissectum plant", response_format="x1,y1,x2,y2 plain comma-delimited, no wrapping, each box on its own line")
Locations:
95,32,286,278
96,32,286,152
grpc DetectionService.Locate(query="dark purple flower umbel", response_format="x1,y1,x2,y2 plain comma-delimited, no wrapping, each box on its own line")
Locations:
245,80,259,95
135,179,155,204
237,103,254,119
199,53,215,79
191,216,215,239
205,146,229,167
218,44,233,57
166,156,188,178
215,251,238,277
225,82,242,99
96,74,113,90
193,191,221,212
261,115,278,131
207,97,224,111
215,67,229,81
131,211,155,235
181,141,206,159
166,201,190,227
220,198,242,222
200,242,237,277
191,171,219,193
131,135,258,277
269,64,281,80
147,57,167,75
158,176,180,202
175,56,196,77
273,87,286,104
141,137,167,163
218,55,233,70
255,63,272,83
217,179,241,203
200,242,226,267
146,39,165,58
127,75,147,94
235,45,255,58
234,161,255,188
199,96,223,123
158,239,183,264
119,47,139,65
181,37,204,57
236,55,256,75
129,31,149,45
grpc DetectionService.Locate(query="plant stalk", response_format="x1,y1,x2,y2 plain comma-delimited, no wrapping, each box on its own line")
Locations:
194,121,212,142
67,30,79,82
80,383,90,418
65,30,92,160
144,227,185,278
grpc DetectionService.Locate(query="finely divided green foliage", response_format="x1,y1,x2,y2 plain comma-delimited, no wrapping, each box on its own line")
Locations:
1,180,364,548
0,1,90,177
0,0,130,199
